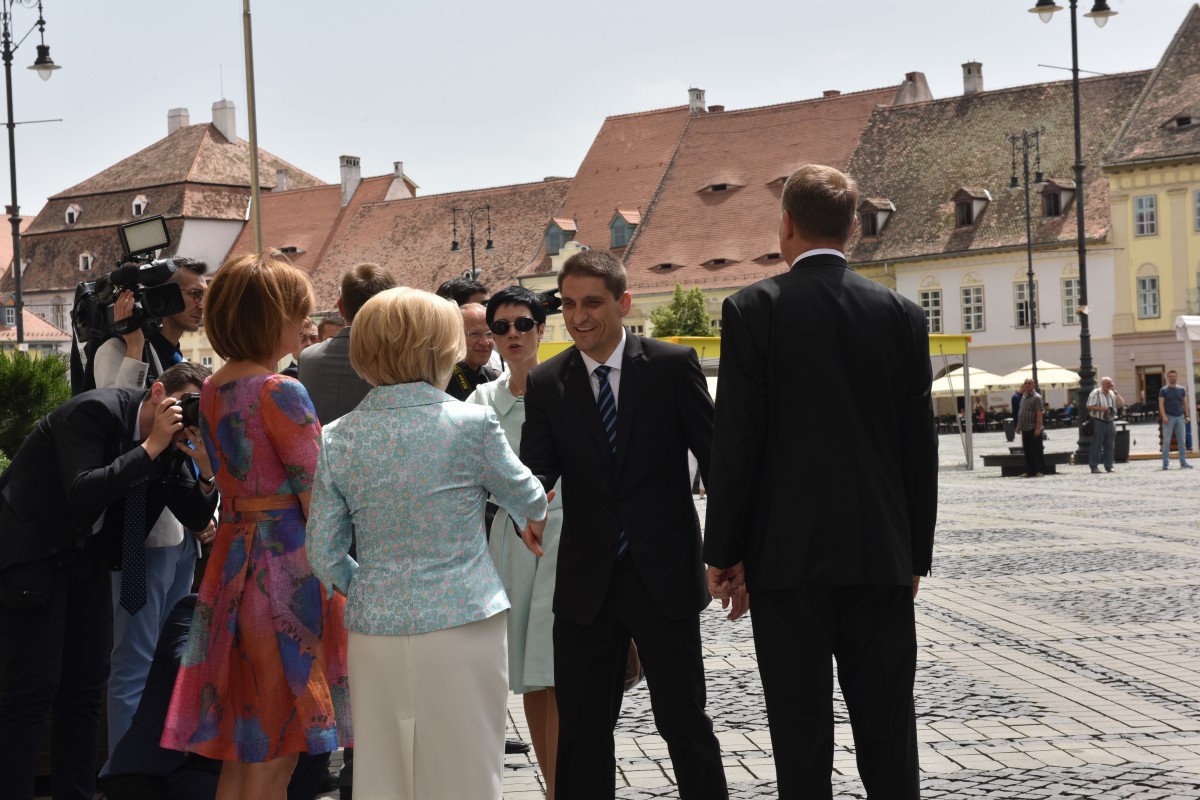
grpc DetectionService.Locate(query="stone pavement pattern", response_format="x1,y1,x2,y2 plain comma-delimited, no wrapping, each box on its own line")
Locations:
495,426,1200,798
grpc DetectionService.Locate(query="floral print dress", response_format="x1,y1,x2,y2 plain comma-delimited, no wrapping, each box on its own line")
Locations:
161,374,351,762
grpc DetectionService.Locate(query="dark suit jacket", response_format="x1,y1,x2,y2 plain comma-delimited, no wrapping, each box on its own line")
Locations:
299,327,372,425
521,333,714,625
0,387,216,572
703,253,937,591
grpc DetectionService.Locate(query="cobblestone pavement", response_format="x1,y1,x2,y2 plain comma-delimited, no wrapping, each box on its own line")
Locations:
495,426,1200,798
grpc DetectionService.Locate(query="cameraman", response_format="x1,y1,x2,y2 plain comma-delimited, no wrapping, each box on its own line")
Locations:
0,362,218,800
90,256,213,755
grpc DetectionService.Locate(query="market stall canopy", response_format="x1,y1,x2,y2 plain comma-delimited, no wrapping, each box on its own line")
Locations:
991,360,1080,389
931,366,1008,397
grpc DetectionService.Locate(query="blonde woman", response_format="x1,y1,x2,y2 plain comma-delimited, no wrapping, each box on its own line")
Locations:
307,287,549,799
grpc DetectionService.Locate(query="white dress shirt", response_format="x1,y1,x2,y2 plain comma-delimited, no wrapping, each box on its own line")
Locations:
578,328,627,410
790,248,847,267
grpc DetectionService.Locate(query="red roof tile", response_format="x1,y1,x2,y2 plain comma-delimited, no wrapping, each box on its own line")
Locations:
0,308,71,342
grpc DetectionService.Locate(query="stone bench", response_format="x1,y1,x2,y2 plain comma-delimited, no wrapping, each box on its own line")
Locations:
981,451,1073,477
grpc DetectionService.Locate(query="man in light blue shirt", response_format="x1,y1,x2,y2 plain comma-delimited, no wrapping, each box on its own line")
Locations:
1159,369,1193,470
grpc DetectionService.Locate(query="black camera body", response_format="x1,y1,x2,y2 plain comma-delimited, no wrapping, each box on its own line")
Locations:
176,392,202,429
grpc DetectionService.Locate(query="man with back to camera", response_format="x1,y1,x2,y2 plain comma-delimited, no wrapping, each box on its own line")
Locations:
90,257,217,754
704,164,937,799
519,250,727,799
1159,368,1193,470
300,263,396,425
0,361,218,800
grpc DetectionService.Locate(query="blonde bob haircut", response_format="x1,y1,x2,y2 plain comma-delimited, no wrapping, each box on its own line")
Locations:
204,253,314,362
350,287,466,388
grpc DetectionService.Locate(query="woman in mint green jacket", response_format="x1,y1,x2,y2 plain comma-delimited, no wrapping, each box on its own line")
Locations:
307,287,548,800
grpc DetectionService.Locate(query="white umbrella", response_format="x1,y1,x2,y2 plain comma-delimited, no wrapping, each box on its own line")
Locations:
992,360,1080,389
931,366,1009,397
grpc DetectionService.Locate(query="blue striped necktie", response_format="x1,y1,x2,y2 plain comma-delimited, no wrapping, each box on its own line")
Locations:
593,365,629,559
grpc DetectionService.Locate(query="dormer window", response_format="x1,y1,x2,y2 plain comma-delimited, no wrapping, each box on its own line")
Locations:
132,195,148,217
1167,113,1197,129
710,184,728,192
545,218,576,256
1040,179,1075,218
278,245,306,255
754,252,783,263
1043,193,1061,217
697,177,745,195
857,198,895,239
701,258,734,267
952,188,991,228
609,209,640,249
65,204,80,225
79,253,94,272
653,263,680,271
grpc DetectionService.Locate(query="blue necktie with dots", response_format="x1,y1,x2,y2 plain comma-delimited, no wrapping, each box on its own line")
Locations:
119,480,148,615
593,365,629,559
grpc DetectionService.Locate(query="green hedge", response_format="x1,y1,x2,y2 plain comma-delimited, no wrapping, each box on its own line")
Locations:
0,350,71,462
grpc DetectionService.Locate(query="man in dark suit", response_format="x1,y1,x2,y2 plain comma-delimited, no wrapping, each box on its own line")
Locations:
299,262,395,425
704,164,937,799
520,251,727,800
0,361,218,800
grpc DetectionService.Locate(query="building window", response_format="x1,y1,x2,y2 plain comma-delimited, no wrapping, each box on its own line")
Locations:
65,205,80,225
1134,195,1157,236
51,297,65,331
79,253,93,272
1137,276,1160,319
610,218,635,248
1194,190,1199,231
1043,192,1062,217
3,306,14,326
629,324,645,335
956,201,974,227
860,212,878,237
1062,278,1080,325
1014,282,1039,328
961,285,985,332
201,356,214,368
710,319,722,330
132,196,147,217
919,289,942,334
545,224,565,256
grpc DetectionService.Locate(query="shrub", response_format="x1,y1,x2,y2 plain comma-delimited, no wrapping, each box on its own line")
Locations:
0,350,71,461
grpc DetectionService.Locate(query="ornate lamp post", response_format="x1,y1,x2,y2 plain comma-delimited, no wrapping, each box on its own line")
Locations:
1009,128,1046,392
450,205,494,281
3,0,59,348
1028,0,1116,453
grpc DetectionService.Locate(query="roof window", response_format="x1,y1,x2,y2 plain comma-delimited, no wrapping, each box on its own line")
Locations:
65,204,80,225
132,195,148,217
79,253,94,272
702,258,734,267
952,188,991,228
857,198,894,238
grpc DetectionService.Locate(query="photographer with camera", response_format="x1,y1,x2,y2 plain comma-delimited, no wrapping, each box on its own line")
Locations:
0,362,219,800
88,256,216,757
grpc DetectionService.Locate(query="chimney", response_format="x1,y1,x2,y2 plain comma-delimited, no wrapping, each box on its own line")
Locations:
708,105,725,113
688,87,706,115
340,155,361,207
212,99,237,142
384,160,415,201
822,90,841,98
962,61,984,95
167,107,190,135
275,168,289,193
892,72,933,106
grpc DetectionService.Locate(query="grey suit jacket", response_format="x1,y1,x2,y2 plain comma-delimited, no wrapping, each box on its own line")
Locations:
298,327,372,425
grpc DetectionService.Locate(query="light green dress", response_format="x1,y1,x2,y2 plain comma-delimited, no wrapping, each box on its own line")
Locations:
467,373,563,693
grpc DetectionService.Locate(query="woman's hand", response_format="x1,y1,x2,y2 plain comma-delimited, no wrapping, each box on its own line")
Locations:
174,425,214,481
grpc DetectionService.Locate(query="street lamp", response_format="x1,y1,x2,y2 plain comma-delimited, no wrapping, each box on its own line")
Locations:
4,0,59,348
450,205,494,281
1009,129,1046,391
1029,0,1115,454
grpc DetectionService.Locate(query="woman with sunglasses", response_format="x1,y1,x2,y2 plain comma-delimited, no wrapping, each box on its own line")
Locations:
467,285,563,799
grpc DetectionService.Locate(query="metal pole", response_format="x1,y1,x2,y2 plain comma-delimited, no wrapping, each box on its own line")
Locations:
242,0,262,254
468,218,477,280
3,3,24,348
1021,132,1040,391
1070,0,1095,456
963,348,973,470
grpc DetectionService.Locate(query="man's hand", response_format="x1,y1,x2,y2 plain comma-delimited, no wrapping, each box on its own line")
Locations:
114,290,146,357
143,396,184,460
521,489,556,557
707,562,748,620
193,520,216,547
912,575,921,598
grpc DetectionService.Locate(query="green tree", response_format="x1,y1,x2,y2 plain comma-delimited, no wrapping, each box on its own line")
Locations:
0,350,71,461
648,284,712,337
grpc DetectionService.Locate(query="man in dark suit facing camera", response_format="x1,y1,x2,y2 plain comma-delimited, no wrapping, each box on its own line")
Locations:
704,164,937,799
520,251,727,800
0,361,218,800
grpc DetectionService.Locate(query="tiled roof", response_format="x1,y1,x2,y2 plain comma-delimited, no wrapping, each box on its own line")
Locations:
307,179,571,311
845,72,1149,265
224,175,394,275
1105,5,1200,166
615,208,641,225
0,308,71,342
525,106,692,269
622,87,897,292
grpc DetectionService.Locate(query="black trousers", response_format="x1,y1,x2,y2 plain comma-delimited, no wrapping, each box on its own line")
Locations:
553,556,727,800
751,585,919,800
0,543,112,800
1021,430,1046,475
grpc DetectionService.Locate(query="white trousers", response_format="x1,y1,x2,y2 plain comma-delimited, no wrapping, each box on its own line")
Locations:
348,612,508,800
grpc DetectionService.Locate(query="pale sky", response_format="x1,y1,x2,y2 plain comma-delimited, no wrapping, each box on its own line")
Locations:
4,0,1193,216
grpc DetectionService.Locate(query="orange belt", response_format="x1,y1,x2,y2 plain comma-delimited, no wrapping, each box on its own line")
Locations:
225,494,299,521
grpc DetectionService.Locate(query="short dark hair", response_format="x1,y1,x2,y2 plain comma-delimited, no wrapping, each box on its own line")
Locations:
341,263,396,323
171,257,207,281
486,285,547,325
318,312,345,332
558,250,626,299
158,361,210,394
781,164,859,244
435,277,489,306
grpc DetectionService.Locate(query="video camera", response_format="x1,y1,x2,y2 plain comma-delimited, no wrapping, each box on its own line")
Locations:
71,215,186,343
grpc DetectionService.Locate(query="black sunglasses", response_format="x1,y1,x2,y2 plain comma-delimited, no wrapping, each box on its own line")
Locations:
489,317,537,335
